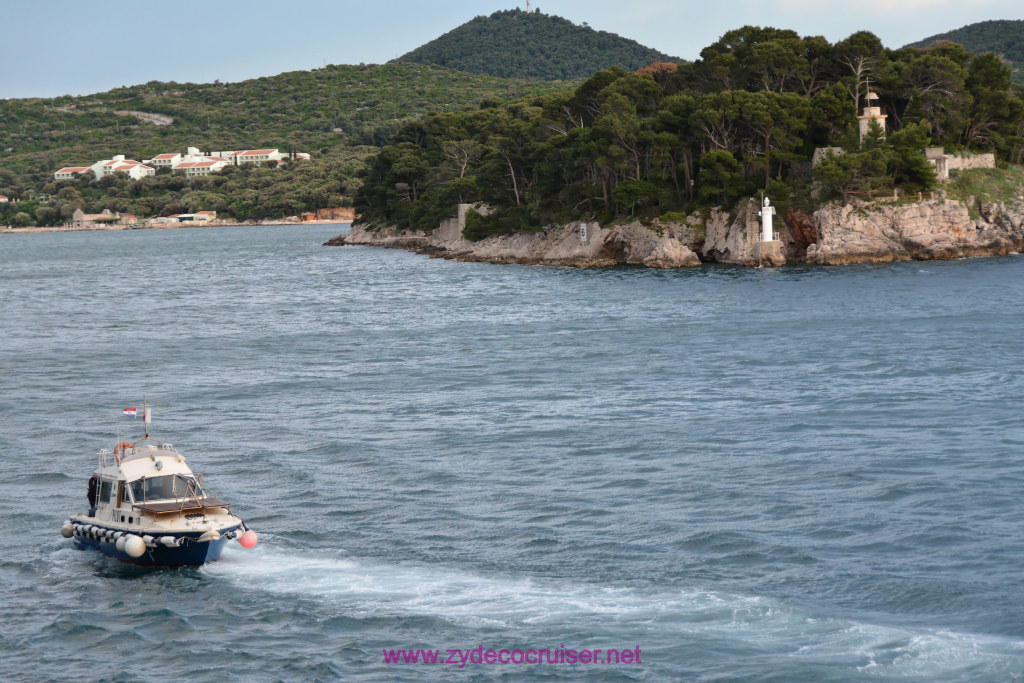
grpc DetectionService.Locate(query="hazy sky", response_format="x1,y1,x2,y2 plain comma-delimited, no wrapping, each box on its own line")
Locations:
1,0,1020,99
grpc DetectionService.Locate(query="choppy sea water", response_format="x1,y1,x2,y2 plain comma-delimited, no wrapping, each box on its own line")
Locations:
1,224,1023,681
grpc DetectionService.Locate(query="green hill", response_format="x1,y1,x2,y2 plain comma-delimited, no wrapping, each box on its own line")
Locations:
396,9,679,80
0,63,574,224
906,20,1024,83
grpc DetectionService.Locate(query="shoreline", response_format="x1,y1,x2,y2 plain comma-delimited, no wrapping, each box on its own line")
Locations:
335,197,1024,268
0,217,352,235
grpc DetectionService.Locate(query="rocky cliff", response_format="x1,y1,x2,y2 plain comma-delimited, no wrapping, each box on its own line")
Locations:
328,198,1024,268
338,217,702,268
804,199,1024,265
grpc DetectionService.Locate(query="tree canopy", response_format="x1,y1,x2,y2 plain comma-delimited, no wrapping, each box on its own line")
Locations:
357,26,1024,239
907,20,1024,84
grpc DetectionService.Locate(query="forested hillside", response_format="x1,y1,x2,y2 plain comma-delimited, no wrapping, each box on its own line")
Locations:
907,20,1024,84
396,9,677,80
0,64,572,225
357,26,1024,239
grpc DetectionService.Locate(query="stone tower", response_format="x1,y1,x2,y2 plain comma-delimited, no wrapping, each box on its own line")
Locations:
858,90,887,143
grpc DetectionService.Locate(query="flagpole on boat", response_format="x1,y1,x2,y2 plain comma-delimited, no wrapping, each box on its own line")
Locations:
143,395,150,439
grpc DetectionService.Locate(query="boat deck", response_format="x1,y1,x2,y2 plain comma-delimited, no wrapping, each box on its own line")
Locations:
132,497,231,514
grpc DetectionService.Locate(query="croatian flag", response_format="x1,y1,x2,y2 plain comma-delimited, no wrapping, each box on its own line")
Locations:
123,408,137,418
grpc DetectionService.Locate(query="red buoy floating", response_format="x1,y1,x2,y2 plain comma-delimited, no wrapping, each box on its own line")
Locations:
239,529,258,549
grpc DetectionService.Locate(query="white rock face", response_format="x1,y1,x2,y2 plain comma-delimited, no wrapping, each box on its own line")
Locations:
342,219,701,268
330,197,1024,268
806,199,1024,265
700,202,785,266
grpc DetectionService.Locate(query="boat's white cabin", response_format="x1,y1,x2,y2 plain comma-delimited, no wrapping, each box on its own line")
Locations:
86,439,231,525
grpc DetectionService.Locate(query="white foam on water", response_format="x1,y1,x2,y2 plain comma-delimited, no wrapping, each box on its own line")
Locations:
204,545,712,629
204,545,1024,677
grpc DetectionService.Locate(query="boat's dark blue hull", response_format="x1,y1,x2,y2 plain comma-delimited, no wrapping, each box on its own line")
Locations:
72,524,242,566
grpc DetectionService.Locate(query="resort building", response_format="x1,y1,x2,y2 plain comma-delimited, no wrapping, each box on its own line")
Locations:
215,149,311,166
54,166,93,180
91,156,156,181
146,153,182,168
176,160,230,176
148,146,310,169
56,157,154,181
58,145,310,182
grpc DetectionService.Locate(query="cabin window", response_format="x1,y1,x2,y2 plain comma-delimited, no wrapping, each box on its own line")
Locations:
99,479,113,503
128,474,203,502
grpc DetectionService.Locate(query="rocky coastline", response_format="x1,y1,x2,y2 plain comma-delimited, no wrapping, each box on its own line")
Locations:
328,198,1024,268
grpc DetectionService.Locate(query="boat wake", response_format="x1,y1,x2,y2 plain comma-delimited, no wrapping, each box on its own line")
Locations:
204,545,1024,678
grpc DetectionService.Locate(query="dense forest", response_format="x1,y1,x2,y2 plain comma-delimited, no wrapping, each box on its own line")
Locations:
0,64,572,225
356,26,1024,239
3,16,1023,230
907,20,1024,84
397,9,678,80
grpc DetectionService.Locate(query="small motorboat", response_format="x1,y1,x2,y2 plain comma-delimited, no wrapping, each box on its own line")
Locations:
61,401,257,566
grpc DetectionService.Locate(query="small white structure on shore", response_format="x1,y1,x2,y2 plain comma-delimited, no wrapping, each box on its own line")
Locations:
759,196,777,242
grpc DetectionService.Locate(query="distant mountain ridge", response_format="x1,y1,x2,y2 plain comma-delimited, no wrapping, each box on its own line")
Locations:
906,19,1024,83
395,9,678,80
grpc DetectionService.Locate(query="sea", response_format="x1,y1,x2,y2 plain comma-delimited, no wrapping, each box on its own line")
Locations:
1,223,1023,682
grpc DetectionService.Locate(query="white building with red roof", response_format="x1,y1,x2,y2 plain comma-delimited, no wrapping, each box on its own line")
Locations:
59,146,308,182
54,166,93,180
230,149,283,165
89,155,155,181
218,149,309,166
176,160,229,176
144,152,181,168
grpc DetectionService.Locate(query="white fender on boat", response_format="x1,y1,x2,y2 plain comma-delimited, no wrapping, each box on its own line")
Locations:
61,522,74,538
115,536,127,553
142,535,156,548
159,536,179,547
197,530,221,543
124,535,146,558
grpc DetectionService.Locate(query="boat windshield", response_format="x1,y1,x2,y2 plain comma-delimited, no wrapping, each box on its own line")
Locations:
128,474,205,502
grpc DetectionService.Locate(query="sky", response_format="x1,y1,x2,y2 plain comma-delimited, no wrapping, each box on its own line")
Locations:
1,0,1020,99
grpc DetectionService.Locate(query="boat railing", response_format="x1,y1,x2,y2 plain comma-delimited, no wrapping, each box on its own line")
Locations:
97,449,113,470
